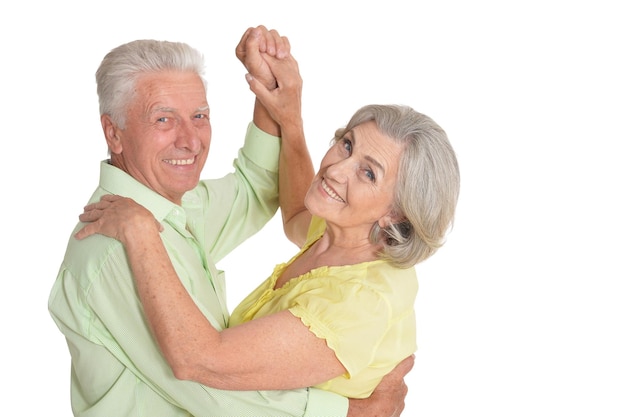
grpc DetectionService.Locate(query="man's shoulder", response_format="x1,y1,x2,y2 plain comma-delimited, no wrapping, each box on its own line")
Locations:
59,228,129,288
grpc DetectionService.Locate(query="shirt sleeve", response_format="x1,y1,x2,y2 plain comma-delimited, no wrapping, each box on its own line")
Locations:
193,122,281,263
50,238,348,417
304,388,349,417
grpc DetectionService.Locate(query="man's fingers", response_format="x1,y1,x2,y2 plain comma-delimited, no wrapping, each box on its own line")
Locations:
263,54,301,85
235,27,254,59
251,26,267,53
274,34,291,59
393,354,415,379
404,354,416,372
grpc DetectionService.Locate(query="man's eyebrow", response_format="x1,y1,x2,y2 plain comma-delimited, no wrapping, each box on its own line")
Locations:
151,106,175,114
149,106,210,114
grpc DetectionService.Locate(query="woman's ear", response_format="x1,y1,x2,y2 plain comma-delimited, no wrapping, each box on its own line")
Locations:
378,209,405,229
102,115,123,154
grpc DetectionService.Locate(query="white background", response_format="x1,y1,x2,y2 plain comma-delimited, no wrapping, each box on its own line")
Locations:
2,1,625,415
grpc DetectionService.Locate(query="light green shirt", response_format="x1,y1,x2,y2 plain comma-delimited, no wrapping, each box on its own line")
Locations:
49,123,348,417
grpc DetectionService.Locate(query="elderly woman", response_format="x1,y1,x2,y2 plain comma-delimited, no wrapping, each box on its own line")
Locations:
77,56,459,399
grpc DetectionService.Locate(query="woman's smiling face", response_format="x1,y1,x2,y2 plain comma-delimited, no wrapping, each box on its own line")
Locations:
305,121,404,235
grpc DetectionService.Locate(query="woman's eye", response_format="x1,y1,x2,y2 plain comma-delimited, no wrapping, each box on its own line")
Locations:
342,138,352,154
365,169,376,182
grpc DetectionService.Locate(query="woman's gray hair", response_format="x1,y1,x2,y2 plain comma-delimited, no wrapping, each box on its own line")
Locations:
334,104,460,268
95,39,206,129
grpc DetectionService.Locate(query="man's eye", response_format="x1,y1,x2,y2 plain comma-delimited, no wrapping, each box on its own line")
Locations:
157,117,168,123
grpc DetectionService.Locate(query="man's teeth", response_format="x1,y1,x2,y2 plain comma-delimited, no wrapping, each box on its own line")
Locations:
165,158,194,166
322,180,345,202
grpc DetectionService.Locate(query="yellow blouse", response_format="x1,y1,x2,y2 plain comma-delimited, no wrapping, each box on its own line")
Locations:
230,217,418,398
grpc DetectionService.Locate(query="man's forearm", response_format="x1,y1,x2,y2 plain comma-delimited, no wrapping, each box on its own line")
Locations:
252,98,280,136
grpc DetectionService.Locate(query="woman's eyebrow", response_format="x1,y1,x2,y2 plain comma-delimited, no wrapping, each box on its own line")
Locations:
352,135,386,175
365,155,385,174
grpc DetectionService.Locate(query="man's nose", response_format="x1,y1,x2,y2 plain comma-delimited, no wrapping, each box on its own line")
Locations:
175,120,201,153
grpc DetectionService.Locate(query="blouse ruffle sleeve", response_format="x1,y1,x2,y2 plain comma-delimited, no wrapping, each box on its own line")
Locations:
294,216,417,396
288,270,394,378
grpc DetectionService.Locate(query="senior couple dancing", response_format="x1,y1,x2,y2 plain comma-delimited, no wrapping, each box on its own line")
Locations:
49,25,459,416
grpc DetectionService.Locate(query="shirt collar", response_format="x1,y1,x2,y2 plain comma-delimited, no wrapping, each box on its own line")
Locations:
98,160,182,226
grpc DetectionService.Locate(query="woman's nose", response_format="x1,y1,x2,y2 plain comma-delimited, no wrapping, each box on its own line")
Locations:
324,157,353,183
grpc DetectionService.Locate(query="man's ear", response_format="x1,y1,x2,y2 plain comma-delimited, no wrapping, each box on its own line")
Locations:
102,114,123,154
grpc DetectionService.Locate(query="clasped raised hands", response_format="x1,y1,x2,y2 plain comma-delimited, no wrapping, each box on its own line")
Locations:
236,25,303,131
236,25,291,90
